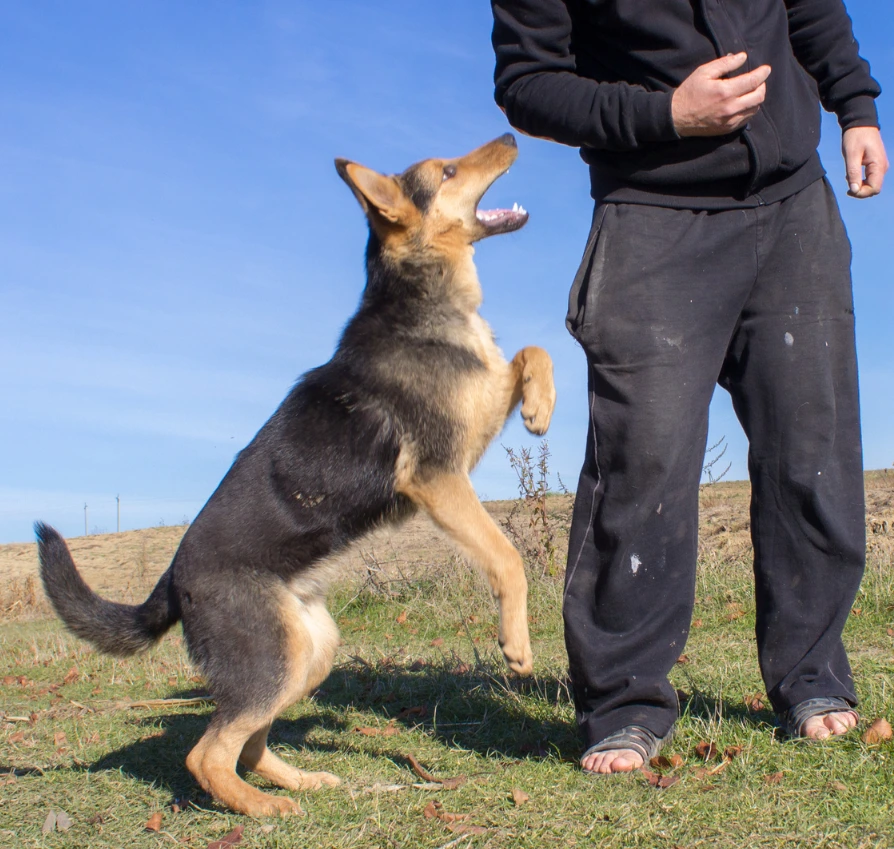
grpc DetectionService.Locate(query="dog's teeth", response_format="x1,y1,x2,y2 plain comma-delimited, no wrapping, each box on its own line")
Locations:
512,202,518,212
518,205,527,215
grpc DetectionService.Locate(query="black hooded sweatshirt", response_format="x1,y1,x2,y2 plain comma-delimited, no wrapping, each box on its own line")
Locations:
492,0,881,208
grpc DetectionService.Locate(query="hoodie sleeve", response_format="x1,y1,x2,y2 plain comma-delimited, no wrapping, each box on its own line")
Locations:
784,0,881,130
491,0,679,151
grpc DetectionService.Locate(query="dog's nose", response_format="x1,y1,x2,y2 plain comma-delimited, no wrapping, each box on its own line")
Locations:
498,133,517,148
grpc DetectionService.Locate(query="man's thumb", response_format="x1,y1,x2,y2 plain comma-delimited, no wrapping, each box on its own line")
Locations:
704,52,748,78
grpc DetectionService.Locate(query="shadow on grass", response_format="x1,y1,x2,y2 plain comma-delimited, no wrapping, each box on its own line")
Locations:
72,664,776,801
70,665,575,800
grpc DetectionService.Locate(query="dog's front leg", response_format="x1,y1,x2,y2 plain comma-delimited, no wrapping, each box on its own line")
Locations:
507,346,556,435
400,473,533,675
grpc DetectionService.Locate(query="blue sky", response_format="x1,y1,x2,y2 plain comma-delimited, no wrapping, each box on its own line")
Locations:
1,1,891,543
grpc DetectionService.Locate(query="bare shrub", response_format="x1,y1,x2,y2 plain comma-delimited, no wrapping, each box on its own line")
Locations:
502,441,568,577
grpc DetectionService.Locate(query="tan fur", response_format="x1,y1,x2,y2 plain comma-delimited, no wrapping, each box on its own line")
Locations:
399,473,533,672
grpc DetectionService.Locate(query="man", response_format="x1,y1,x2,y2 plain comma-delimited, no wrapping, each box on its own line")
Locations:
491,0,887,774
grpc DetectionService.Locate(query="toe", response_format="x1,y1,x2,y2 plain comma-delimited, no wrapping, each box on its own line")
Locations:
802,711,858,739
582,749,643,774
825,711,858,735
803,717,832,739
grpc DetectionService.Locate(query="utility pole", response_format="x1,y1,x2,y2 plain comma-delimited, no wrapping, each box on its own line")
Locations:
84,503,88,536
116,494,120,533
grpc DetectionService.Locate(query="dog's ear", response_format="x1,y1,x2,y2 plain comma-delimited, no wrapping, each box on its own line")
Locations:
335,159,409,224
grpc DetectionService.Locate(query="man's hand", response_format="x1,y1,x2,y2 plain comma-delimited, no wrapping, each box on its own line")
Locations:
843,127,888,198
672,53,771,138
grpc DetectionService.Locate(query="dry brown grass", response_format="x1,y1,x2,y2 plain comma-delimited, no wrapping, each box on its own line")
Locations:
2,472,891,623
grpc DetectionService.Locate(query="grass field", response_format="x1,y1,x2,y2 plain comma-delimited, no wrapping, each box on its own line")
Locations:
1,473,892,848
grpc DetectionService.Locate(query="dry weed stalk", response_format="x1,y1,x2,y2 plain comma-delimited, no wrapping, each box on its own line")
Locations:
502,441,563,577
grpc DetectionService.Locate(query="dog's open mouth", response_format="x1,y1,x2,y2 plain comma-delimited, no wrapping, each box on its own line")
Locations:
476,202,528,234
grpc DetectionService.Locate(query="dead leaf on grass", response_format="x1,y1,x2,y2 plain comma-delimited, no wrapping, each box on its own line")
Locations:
695,741,717,761
763,771,784,785
725,602,745,622
640,768,661,787
62,667,79,685
396,705,426,720
396,610,408,625
862,717,893,744
828,780,847,792
145,811,163,832
53,731,67,747
42,812,56,834
745,693,766,711
511,788,530,805
675,654,690,665
723,745,744,760
207,825,245,848
430,638,445,647
8,732,24,744
423,800,468,823
56,811,72,832
640,768,679,789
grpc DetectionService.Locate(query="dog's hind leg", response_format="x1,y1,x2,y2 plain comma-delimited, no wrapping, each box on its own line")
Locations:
184,594,340,816
187,712,304,817
238,600,341,793
400,473,533,675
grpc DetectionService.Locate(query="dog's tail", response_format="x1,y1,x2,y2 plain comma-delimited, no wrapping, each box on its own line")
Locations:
35,522,181,656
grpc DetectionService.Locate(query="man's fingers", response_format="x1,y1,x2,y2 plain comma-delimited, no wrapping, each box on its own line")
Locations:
722,65,772,97
845,151,885,197
733,82,767,113
702,52,748,79
864,160,886,194
845,159,864,195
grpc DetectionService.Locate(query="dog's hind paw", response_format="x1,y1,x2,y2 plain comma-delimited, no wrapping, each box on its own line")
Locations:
299,770,341,790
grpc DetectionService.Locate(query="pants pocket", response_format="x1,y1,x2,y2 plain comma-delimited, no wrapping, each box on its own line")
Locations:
566,204,610,341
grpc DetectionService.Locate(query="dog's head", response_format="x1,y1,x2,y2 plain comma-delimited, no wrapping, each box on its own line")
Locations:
335,134,527,257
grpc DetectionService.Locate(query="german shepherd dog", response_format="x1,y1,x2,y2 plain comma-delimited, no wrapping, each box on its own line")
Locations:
36,134,555,817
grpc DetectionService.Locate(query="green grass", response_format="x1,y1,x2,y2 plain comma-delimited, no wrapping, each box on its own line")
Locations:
2,525,893,848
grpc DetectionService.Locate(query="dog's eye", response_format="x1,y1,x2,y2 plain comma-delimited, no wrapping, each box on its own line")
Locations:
442,164,457,182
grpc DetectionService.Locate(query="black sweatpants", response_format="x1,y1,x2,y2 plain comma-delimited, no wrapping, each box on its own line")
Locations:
562,178,866,751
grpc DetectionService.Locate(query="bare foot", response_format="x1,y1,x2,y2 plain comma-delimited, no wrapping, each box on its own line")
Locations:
581,748,644,774
801,710,859,740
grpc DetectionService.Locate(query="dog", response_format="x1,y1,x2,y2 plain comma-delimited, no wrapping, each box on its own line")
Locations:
36,133,556,817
